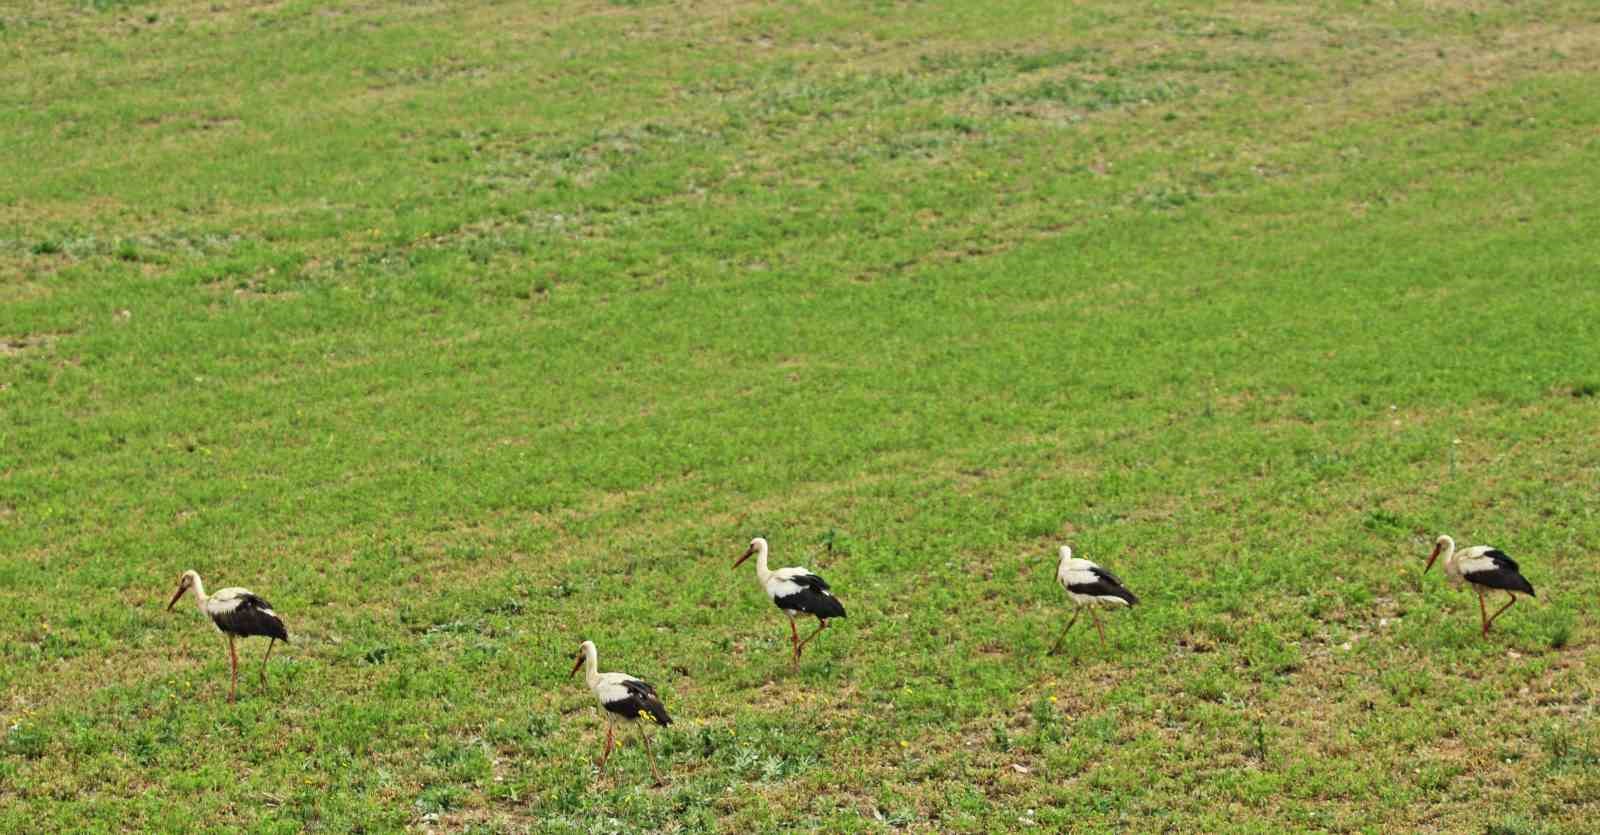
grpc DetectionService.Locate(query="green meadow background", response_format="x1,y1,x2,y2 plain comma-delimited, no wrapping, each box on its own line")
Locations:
3,0,1598,831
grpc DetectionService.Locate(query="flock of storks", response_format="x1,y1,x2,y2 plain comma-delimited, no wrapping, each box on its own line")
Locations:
167,531,1536,784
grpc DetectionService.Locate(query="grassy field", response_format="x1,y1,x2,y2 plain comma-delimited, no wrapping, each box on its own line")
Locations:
4,0,1600,831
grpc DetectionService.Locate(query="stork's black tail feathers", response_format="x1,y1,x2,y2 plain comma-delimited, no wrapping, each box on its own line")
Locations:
809,593,847,620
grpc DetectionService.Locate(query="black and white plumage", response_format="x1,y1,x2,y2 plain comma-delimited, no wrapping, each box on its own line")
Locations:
570,640,671,784
1050,545,1138,653
167,570,289,702
734,537,846,665
1426,534,1536,637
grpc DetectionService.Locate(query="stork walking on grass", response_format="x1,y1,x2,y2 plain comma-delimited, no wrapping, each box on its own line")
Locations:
167,570,289,702
1050,545,1138,653
734,537,847,666
570,640,672,785
1425,534,1536,637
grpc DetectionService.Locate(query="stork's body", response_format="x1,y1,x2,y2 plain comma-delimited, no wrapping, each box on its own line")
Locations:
1050,545,1138,653
735,537,846,665
570,640,672,784
167,570,289,702
1426,535,1536,637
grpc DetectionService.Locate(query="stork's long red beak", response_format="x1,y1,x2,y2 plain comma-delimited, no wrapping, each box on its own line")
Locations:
733,545,755,568
1424,542,1442,573
569,653,584,678
167,585,185,611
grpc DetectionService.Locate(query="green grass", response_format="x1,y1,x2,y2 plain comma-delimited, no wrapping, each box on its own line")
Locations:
4,0,1600,831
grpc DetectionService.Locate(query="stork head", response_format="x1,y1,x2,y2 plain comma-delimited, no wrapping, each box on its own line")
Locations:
1424,534,1453,573
1058,544,1073,563
734,537,768,569
569,640,595,677
167,570,200,610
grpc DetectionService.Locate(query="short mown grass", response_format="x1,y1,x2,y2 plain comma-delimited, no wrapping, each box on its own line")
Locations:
3,0,1599,832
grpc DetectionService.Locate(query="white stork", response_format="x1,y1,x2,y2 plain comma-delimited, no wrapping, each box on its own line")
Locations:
1049,545,1138,653
570,640,673,784
1426,534,1536,637
167,570,289,702
734,537,847,666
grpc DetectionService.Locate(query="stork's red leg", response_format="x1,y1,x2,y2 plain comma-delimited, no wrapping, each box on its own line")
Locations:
796,619,828,655
1478,588,1489,637
1090,608,1107,646
789,618,800,664
227,635,239,703
637,724,662,786
598,723,615,776
1048,609,1082,655
1486,593,1518,631
260,638,276,688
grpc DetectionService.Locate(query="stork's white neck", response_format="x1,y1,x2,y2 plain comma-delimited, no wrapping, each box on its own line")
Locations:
1436,535,1458,574
187,573,209,610
581,641,600,689
751,541,772,585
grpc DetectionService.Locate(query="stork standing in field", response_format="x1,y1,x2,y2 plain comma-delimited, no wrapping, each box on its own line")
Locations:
1426,534,1536,637
570,640,673,785
734,537,847,666
1050,545,1138,653
167,570,289,702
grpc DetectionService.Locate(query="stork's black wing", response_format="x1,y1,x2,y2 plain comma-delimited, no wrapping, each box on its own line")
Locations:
604,679,673,726
774,572,847,619
1066,566,1139,606
1465,550,1536,596
210,593,290,641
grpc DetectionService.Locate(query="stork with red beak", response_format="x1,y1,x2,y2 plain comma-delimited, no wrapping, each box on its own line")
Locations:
570,640,672,785
1425,534,1536,637
734,537,847,666
167,570,289,702
1050,545,1138,653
